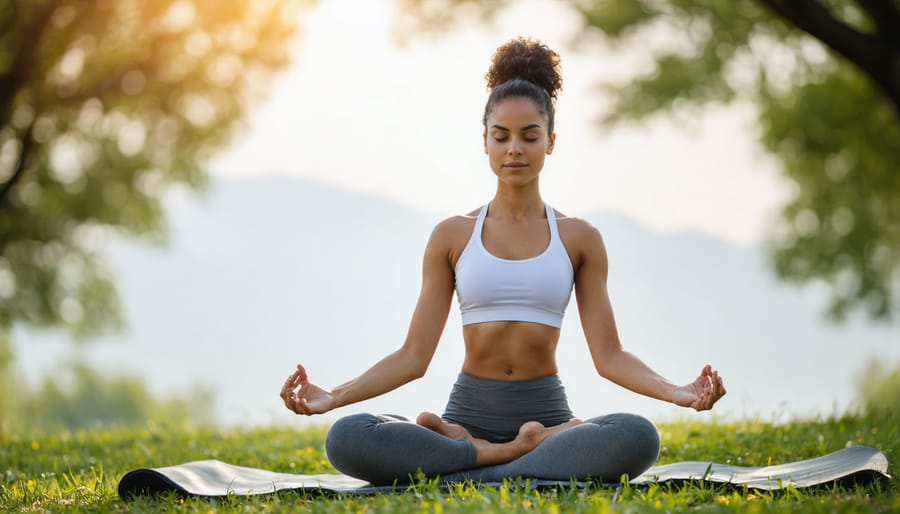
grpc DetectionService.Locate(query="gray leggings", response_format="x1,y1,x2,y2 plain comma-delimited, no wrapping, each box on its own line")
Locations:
325,373,660,485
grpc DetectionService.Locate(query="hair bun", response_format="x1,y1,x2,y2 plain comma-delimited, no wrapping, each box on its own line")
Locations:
486,37,562,101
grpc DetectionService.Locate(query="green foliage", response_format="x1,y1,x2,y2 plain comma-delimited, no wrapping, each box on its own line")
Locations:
398,0,900,322
5,360,215,432
855,358,900,418
575,0,900,321
0,333,17,434
0,0,304,344
1,414,896,512
761,65,900,320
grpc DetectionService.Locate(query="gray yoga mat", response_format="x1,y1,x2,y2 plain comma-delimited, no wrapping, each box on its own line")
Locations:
118,445,890,500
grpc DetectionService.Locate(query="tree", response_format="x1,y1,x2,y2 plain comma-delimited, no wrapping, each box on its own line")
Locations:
15,360,215,431
0,1,303,336
855,357,900,419
397,0,900,321
0,0,304,429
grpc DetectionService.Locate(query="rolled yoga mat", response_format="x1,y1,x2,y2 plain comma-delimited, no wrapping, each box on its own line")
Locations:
118,445,890,500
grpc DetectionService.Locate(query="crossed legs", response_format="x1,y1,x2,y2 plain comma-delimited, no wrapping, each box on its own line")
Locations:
415,411,583,467
325,411,659,484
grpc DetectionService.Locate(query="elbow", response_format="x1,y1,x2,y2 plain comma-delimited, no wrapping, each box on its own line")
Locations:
407,358,428,380
402,347,431,380
594,360,613,380
591,342,623,379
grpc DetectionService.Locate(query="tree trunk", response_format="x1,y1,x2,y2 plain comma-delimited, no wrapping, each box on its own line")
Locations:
756,0,900,115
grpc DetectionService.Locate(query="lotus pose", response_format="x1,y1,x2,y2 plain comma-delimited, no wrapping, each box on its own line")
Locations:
280,37,726,485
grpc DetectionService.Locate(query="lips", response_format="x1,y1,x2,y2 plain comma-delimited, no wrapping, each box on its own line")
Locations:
503,162,527,168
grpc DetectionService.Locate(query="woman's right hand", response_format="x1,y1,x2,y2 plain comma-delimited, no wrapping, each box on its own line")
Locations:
280,364,335,415
671,364,725,411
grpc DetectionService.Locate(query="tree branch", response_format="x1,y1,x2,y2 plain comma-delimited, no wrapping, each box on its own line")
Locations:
856,0,900,41
0,2,57,122
0,122,34,208
756,0,900,113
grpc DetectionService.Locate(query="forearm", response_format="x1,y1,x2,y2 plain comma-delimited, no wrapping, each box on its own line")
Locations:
597,349,677,404
330,346,428,409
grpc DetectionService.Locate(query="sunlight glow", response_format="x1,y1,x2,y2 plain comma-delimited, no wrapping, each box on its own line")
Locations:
209,0,792,246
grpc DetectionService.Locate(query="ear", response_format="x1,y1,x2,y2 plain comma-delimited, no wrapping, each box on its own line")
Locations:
546,132,556,155
483,133,488,154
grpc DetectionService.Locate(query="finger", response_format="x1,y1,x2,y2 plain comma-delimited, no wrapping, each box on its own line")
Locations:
282,369,299,389
298,396,314,415
281,370,304,400
694,397,709,412
296,364,310,384
282,375,306,413
282,369,303,396
690,389,706,411
291,366,307,387
696,366,712,387
712,371,721,394
284,367,301,383
280,378,295,401
290,384,313,415
284,394,299,414
696,390,708,411
283,386,299,410
707,387,717,407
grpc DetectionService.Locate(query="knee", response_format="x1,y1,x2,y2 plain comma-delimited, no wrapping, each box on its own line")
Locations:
586,413,660,477
324,413,378,468
626,414,660,459
617,413,660,474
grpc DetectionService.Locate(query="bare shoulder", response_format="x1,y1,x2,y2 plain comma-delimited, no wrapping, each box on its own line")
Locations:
427,210,479,264
554,211,604,247
554,211,607,274
431,210,477,240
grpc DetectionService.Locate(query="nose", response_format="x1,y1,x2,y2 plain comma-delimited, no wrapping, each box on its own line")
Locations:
507,137,523,155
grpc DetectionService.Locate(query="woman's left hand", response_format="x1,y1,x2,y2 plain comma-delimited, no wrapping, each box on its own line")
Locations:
280,364,334,415
671,364,726,411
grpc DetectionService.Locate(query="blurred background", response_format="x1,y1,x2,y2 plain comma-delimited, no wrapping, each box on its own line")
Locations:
1,0,897,433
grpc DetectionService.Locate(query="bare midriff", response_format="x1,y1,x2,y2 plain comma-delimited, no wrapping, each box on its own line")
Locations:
461,321,560,380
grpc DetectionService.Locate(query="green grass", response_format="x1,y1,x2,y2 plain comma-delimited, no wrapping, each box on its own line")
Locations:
2,412,897,513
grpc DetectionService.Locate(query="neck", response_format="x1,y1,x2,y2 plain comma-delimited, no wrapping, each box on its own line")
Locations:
490,186,544,220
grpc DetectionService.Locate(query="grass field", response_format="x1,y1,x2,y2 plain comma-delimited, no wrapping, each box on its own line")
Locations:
2,412,897,513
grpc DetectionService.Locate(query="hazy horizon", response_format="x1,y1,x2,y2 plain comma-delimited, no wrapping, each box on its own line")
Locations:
12,174,899,429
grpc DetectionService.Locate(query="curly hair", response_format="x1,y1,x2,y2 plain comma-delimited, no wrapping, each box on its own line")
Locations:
483,37,562,134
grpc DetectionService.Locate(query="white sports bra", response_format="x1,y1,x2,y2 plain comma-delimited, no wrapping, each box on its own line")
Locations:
455,203,574,328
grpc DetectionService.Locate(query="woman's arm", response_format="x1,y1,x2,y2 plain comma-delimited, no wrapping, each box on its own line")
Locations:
281,220,457,415
571,221,725,411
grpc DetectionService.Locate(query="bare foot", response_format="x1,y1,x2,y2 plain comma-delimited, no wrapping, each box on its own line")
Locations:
416,412,583,467
416,412,473,441
515,418,583,451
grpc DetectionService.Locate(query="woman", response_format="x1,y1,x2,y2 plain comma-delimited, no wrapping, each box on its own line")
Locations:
280,37,726,485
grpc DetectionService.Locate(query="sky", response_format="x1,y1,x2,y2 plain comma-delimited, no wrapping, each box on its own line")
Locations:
210,0,792,247
12,0,900,430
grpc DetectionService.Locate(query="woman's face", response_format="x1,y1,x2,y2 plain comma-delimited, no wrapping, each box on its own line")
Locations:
483,96,555,187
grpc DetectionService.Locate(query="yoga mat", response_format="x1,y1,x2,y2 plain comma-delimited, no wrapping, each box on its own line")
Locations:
118,445,890,500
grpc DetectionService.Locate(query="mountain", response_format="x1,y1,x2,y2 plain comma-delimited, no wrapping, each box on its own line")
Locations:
13,175,899,427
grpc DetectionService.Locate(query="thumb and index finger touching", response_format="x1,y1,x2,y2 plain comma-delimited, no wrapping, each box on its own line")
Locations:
294,363,309,385
692,363,726,411
281,364,310,398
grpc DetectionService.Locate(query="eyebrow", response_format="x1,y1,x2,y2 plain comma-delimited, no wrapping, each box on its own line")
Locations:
489,123,543,132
